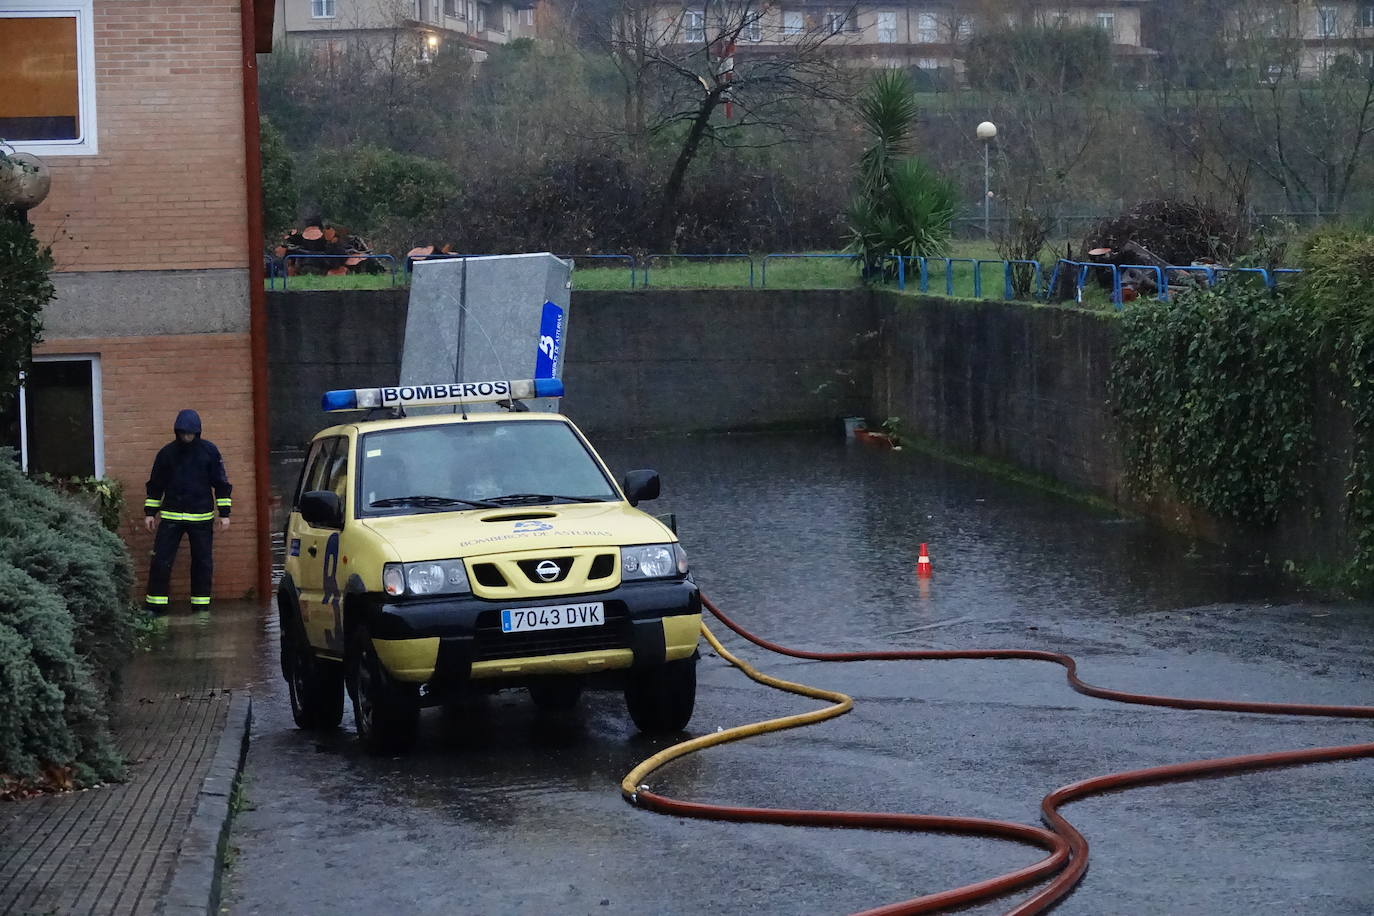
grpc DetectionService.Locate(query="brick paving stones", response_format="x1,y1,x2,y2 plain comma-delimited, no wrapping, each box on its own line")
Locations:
0,602,263,916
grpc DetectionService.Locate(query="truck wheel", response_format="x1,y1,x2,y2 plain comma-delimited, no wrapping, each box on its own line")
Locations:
347,625,419,754
284,618,343,731
528,680,583,711
625,657,696,734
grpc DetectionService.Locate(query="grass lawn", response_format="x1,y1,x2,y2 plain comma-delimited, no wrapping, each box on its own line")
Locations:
264,240,1068,301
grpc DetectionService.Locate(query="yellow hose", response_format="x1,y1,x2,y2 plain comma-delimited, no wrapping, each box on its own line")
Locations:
620,621,852,800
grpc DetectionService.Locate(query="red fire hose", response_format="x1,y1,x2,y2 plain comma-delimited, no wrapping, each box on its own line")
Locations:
622,594,1374,915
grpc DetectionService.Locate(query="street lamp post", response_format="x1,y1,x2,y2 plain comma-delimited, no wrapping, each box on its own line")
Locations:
976,121,997,238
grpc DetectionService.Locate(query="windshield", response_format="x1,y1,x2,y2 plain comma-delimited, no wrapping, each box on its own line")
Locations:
357,420,619,516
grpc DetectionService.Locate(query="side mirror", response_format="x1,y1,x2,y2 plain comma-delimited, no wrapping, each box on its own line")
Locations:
299,490,342,529
622,469,661,507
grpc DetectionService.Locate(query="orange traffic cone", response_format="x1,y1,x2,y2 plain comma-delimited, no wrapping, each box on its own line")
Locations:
916,543,932,578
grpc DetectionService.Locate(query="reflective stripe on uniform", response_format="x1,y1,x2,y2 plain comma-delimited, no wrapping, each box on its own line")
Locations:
160,510,216,522
145,498,162,508
145,595,169,605
190,596,211,606
215,498,232,507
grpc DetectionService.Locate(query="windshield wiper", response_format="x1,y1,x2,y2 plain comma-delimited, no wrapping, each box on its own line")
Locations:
369,495,500,509
480,493,607,505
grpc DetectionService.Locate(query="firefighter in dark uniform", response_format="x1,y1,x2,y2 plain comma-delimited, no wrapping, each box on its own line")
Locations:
143,409,232,613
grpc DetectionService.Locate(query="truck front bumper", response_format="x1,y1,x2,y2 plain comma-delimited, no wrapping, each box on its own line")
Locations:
356,578,701,685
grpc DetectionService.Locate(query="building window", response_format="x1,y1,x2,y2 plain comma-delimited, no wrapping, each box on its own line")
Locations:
782,10,803,35
1096,11,1115,38
916,12,938,42
14,356,104,479
743,16,761,41
1362,49,1374,71
520,7,534,26
955,15,971,39
1362,5,1374,29
916,57,939,69
684,9,705,42
312,0,336,17
0,2,98,156
444,0,458,16
825,11,845,34
877,11,897,42
1318,6,1337,37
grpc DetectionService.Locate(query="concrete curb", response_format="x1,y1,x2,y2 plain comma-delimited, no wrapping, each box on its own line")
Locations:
159,691,253,916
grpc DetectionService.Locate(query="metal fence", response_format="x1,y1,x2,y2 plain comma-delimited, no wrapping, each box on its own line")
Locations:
266,251,1304,309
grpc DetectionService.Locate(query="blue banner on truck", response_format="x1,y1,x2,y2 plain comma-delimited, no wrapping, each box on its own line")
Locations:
534,300,565,380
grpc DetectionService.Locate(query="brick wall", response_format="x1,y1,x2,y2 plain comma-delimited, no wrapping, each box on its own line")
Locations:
35,334,259,602
28,0,249,273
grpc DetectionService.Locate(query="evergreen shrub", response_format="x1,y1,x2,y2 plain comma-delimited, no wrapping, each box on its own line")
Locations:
0,450,135,791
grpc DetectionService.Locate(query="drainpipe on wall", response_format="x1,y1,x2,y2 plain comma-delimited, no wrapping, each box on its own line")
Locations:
240,0,272,603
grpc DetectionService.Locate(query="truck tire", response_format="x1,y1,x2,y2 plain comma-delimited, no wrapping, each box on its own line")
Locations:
283,613,343,731
625,656,696,734
347,624,419,754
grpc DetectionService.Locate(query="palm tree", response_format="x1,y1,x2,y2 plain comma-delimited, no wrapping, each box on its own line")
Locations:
846,72,957,279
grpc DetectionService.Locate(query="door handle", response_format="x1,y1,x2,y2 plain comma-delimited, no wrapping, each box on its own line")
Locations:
307,545,318,557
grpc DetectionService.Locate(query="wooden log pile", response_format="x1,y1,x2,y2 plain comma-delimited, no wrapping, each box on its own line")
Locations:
1085,241,1214,300
270,223,383,277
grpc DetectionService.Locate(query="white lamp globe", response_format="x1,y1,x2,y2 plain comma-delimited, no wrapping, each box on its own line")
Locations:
976,121,997,141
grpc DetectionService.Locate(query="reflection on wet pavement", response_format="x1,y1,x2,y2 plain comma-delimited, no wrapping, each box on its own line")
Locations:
233,434,1374,916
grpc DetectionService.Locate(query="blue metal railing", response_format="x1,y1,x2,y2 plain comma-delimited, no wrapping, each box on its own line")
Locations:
262,248,1307,303
1119,264,1169,301
279,253,398,289
1003,260,1045,300
642,253,754,288
1211,266,1273,288
1048,260,1122,307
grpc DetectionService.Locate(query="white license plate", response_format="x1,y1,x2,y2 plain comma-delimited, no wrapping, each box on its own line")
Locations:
501,602,604,634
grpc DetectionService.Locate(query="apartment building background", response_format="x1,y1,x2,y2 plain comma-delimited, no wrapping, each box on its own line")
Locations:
1229,0,1374,76
650,0,1156,81
273,0,543,63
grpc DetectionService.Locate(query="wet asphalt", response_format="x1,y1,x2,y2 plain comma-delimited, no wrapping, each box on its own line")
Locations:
225,434,1374,915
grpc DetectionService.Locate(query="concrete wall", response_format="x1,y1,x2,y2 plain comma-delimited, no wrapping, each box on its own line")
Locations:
267,287,1358,569
871,292,1359,566
873,295,1123,497
266,288,875,450
268,289,409,451
560,290,876,437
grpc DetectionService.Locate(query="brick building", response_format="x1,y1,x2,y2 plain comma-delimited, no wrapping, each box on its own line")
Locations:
1,0,274,603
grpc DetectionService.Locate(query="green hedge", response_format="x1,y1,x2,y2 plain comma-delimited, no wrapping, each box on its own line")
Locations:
0,450,135,790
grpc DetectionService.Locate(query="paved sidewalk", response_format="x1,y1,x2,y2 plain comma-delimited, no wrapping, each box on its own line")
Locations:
0,602,264,916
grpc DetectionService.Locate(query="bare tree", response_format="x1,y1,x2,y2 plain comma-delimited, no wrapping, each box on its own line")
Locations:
1147,0,1374,215
576,0,858,248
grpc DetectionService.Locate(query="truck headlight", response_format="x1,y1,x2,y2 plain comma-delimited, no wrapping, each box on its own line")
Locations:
383,560,471,596
621,543,688,580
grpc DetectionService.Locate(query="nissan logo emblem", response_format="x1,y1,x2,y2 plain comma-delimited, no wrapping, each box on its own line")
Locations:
535,560,560,582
